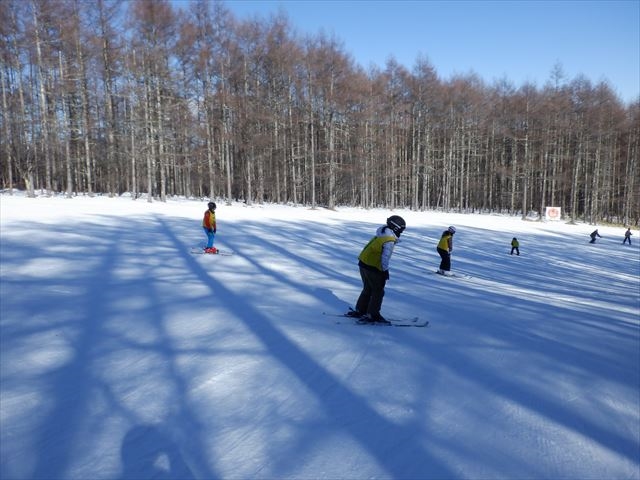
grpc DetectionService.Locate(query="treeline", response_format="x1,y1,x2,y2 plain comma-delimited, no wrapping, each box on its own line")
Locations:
1,0,639,224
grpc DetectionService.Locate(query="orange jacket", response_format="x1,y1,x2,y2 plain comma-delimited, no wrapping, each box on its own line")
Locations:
202,210,216,231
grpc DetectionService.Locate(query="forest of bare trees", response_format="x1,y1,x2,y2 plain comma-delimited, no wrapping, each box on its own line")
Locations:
1,0,638,224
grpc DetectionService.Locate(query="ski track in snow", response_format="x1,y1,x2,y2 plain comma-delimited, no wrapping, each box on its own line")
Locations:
1,193,639,480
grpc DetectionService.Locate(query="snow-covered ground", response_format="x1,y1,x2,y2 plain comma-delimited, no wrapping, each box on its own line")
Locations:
1,192,639,480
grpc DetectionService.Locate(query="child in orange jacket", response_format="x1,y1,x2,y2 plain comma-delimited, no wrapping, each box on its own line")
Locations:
202,202,217,253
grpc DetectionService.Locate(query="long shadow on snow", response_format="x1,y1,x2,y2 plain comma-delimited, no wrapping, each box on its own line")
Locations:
164,212,638,475
0,217,216,479
395,225,638,384
219,216,637,473
397,224,639,321
163,217,456,479
392,313,639,470
386,227,639,468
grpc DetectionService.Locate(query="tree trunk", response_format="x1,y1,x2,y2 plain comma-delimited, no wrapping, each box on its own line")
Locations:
33,1,52,195
58,51,74,197
1,65,14,194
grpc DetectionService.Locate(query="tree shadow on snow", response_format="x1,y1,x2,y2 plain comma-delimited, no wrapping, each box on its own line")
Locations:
160,216,457,479
2,207,637,479
0,215,219,479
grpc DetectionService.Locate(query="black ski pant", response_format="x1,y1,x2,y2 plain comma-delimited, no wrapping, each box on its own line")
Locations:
623,237,631,245
437,247,451,271
510,247,520,255
355,265,386,317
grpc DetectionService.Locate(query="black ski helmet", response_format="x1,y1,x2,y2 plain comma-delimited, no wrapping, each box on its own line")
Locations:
208,201,216,210
386,215,406,236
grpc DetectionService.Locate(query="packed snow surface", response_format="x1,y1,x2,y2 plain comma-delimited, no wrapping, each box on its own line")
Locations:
1,193,639,479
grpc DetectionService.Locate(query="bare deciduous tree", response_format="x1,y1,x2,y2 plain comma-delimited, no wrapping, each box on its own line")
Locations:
0,1,637,226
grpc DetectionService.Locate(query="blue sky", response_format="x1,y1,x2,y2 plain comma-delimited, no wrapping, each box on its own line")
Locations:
176,0,640,104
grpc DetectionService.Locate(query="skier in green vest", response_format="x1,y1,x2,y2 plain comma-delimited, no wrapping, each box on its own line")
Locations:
346,215,406,324
510,237,520,255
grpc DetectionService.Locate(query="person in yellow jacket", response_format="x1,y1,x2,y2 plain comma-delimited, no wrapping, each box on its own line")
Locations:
347,215,406,323
436,226,456,275
202,201,217,253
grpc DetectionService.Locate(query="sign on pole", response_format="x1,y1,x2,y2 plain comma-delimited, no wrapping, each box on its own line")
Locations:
545,206,561,221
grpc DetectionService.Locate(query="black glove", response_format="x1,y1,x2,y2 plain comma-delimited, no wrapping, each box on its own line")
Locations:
208,228,214,233
383,270,389,280
213,228,216,234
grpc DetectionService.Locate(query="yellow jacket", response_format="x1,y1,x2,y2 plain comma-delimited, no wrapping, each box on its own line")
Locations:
358,226,397,271
437,232,453,251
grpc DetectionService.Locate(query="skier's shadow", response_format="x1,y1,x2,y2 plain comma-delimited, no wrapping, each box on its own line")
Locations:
119,424,195,480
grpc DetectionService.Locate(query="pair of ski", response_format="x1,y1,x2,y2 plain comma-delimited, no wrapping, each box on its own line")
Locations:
326,311,428,328
433,270,471,279
190,247,234,256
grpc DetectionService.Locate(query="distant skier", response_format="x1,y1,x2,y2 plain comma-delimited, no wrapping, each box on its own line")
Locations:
436,226,456,275
623,228,632,245
346,215,406,324
510,237,520,255
589,229,601,244
202,201,217,253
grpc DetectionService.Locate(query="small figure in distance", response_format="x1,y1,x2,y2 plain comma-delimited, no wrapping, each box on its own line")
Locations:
202,201,217,254
510,237,520,256
436,226,456,275
623,227,632,245
589,229,601,244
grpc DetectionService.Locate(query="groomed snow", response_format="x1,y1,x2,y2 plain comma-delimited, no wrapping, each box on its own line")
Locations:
1,193,638,479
